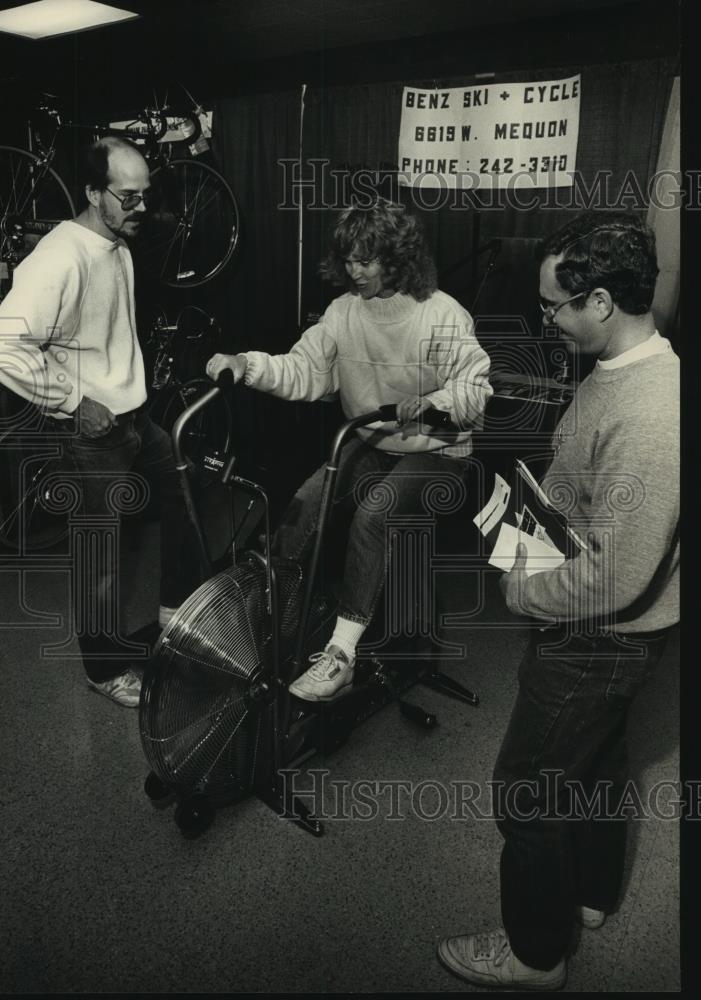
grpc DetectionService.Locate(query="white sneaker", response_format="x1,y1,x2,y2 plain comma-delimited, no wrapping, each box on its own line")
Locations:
578,905,606,929
87,669,142,708
437,927,566,991
289,645,354,702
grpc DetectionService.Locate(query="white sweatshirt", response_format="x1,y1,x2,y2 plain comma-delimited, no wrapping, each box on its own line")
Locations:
0,220,146,417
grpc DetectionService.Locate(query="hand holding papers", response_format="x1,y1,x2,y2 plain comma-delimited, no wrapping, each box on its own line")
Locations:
473,462,586,577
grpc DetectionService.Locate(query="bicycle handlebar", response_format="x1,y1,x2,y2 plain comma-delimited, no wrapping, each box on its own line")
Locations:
171,373,459,643
375,402,454,430
198,370,455,431
185,371,455,429
172,371,457,490
215,369,235,388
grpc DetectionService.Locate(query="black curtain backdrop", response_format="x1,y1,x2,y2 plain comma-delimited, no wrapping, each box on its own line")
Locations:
300,57,676,318
214,90,303,352
212,89,341,501
210,56,675,349
206,55,675,488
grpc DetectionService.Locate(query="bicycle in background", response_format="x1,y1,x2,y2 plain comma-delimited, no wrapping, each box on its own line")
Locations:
144,303,234,480
0,84,240,293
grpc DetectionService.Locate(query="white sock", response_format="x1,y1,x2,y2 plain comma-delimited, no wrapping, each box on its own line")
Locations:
158,605,178,629
328,616,366,661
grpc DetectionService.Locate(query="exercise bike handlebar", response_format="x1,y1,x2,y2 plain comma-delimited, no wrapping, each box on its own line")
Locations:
377,402,454,429
171,369,233,469
172,371,455,471
170,370,235,579
170,373,458,660
326,403,455,466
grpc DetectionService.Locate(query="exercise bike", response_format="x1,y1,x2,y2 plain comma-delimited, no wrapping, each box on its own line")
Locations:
139,372,479,837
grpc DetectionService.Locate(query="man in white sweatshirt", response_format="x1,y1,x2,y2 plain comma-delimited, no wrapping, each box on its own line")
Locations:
0,137,199,707
207,199,493,702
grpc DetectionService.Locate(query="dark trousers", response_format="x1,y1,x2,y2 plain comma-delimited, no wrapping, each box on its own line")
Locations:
53,408,201,683
493,623,670,970
273,436,472,626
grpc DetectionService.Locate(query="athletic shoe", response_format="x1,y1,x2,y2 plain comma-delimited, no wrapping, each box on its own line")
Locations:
87,669,142,708
289,645,354,702
437,927,566,991
577,906,606,929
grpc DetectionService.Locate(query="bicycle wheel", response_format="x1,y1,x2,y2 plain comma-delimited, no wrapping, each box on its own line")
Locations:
0,447,70,553
152,378,234,482
0,397,71,553
0,145,76,273
138,159,240,288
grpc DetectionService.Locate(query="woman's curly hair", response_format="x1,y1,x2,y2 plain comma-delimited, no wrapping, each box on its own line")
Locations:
319,199,437,301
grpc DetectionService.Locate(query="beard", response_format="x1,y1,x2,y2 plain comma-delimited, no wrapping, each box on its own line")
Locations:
98,202,144,242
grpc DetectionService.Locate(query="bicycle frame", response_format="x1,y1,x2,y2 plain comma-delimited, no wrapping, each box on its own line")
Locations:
2,88,238,289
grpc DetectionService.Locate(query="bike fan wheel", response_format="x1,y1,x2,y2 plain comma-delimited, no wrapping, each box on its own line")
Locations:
140,563,267,805
139,159,240,288
139,557,305,808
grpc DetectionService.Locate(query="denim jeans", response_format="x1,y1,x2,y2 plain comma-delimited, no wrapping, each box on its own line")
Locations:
273,436,472,626
493,623,671,970
51,407,201,682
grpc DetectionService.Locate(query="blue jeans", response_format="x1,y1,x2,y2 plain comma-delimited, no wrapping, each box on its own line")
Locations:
52,408,201,682
493,623,671,970
273,436,472,626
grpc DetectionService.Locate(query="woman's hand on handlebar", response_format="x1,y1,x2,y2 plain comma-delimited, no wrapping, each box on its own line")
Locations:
206,353,248,383
395,394,434,426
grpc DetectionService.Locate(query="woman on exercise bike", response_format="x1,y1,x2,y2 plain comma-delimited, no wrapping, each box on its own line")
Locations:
206,198,493,703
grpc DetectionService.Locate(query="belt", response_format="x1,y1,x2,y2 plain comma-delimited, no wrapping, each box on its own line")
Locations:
535,621,675,642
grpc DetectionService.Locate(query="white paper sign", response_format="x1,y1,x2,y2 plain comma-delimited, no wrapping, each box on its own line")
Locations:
398,75,580,189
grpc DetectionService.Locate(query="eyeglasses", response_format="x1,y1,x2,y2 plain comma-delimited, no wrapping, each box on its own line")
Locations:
105,187,153,211
539,290,588,325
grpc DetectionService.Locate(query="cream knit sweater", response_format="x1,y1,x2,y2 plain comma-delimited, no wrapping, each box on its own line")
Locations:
0,220,146,417
244,290,493,456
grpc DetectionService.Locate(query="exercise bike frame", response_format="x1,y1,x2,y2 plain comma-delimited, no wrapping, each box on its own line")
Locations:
165,373,475,835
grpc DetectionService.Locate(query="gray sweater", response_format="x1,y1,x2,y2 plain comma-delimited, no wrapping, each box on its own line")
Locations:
521,343,679,632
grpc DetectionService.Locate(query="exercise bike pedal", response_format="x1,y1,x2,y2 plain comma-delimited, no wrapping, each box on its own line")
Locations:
398,700,437,729
366,657,438,729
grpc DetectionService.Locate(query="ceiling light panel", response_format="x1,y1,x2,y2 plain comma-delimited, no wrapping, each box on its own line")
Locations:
0,0,138,40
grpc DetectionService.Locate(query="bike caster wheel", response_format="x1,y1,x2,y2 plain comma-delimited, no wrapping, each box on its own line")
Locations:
144,771,171,801
400,701,437,729
174,795,216,838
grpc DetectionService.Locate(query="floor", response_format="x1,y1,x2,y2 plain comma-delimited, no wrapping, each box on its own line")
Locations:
0,516,680,994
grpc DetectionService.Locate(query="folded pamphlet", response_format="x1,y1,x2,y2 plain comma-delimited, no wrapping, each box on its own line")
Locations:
473,460,586,576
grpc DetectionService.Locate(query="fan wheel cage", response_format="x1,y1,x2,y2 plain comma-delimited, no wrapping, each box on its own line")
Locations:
139,557,304,803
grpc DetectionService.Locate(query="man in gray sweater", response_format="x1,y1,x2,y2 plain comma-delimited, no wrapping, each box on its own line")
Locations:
438,211,679,990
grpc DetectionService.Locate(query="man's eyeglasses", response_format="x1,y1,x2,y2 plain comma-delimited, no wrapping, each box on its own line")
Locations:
105,188,153,211
539,290,588,325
